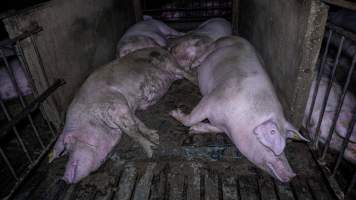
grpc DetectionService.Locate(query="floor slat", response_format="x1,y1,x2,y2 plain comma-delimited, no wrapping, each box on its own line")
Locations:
114,164,137,200
222,176,238,200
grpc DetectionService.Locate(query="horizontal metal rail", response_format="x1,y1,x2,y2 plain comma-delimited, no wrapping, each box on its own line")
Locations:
0,25,43,48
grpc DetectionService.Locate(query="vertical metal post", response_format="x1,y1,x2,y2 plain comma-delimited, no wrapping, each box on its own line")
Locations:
321,53,356,160
14,44,57,137
0,146,18,180
313,36,345,149
332,107,356,176
306,30,333,131
0,49,45,149
0,99,33,163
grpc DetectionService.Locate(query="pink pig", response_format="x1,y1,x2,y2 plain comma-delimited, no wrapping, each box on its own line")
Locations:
170,36,308,182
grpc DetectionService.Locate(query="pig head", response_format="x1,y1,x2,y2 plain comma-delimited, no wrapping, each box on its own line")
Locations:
51,124,121,183
116,35,159,58
168,34,213,70
237,118,304,182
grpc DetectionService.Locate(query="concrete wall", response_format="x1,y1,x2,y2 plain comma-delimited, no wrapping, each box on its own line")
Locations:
238,0,328,126
3,0,137,127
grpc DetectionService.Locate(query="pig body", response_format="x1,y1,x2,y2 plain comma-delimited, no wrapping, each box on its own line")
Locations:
170,36,306,182
304,77,356,163
0,58,32,100
116,19,182,58
53,47,189,183
169,18,232,70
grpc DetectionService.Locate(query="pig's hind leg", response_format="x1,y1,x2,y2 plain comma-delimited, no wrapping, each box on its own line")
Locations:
170,96,211,127
133,116,159,144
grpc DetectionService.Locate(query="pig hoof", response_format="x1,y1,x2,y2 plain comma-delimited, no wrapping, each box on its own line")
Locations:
189,126,201,134
143,129,159,144
169,109,185,121
149,130,160,145
142,141,157,158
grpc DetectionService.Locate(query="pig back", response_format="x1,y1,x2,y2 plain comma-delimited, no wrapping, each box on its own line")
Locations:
197,37,265,96
72,47,180,111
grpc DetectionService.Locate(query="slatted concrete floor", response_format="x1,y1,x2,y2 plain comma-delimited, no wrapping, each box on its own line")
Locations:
14,157,338,200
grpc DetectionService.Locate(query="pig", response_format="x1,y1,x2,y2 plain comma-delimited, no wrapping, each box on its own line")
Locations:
0,58,32,100
304,77,356,163
170,36,308,182
50,47,191,183
116,18,182,58
168,18,232,70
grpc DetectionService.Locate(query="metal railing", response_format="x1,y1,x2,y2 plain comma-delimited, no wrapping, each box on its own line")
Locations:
141,0,232,22
304,23,356,199
0,25,65,199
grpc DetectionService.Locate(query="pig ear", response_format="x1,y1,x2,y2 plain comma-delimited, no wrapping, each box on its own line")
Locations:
254,119,286,155
49,133,68,163
286,122,310,142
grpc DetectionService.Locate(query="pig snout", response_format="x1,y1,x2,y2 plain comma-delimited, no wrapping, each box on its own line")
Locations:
265,156,296,183
63,141,99,183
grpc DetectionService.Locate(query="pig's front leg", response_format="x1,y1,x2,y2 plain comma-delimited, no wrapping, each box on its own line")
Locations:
170,96,211,127
133,115,159,144
106,103,157,157
189,122,223,134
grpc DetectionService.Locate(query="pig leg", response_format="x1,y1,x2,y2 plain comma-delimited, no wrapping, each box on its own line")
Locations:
170,96,211,127
133,115,160,144
119,114,157,157
147,34,167,47
106,102,157,157
189,122,223,134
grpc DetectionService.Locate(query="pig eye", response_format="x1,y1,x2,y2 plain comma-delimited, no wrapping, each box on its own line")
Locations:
271,130,276,135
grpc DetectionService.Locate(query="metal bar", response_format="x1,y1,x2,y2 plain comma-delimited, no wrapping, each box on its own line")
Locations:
332,107,356,176
30,35,62,119
0,49,45,149
309,147,345,199
15,44,57,137
327,23,356,43
313,36,345,149
0,100,33,163
306,30,333,130
29,36,51,90
0,146,18,180
321,53,356,160
0,79,65,140
144,5,231,13
346,171,356,195
0,25,42,47
3,134,59,200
